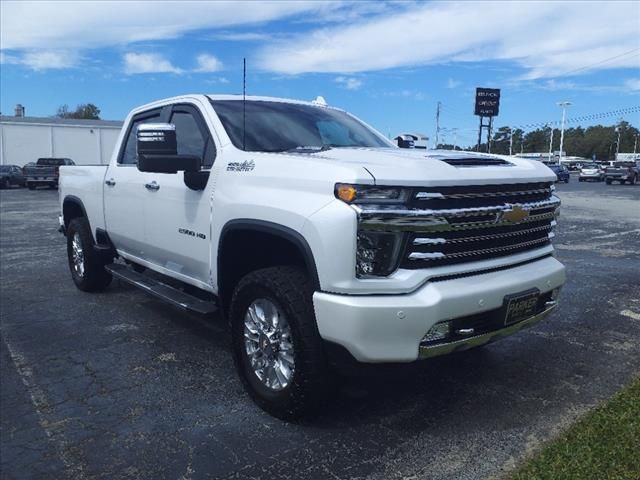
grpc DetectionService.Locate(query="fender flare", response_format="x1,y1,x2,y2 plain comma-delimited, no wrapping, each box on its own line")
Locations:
218,219,320,291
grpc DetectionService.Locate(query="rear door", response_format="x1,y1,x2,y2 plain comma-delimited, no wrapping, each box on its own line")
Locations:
141,103,216,287
104,107,168,258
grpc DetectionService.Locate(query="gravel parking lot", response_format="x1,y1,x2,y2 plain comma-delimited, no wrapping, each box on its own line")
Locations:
1,180,639,480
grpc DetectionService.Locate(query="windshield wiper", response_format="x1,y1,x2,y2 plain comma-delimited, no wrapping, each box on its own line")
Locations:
284,144,333,153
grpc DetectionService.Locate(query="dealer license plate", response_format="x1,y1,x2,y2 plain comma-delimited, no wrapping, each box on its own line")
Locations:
504,290,540,326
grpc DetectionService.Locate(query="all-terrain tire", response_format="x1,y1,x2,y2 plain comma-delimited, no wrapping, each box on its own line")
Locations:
66,217,112,292
229,266,330,420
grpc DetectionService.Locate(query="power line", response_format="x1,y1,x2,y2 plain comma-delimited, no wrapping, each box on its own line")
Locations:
556,48,640,78
514,106,640,130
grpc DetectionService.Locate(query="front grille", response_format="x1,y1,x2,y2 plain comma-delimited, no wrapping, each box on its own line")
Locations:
357,182,559,270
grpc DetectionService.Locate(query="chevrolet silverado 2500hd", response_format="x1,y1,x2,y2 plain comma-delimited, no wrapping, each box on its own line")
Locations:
59,95,565,418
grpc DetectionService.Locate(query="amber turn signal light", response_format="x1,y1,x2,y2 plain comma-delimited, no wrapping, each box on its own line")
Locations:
336,184,357,203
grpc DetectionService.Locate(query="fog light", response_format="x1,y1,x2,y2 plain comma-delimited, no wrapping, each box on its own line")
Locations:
421,321,451,344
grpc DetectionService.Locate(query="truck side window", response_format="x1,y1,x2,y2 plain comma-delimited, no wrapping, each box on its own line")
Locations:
120,111,162,165
171,112,205,159
170,105,216,169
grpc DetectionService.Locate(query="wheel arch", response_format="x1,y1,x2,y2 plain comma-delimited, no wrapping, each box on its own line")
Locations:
217,219,320,313
63,196,90,232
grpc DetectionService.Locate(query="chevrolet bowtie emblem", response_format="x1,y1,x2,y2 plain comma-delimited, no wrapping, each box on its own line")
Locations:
499,205,530,223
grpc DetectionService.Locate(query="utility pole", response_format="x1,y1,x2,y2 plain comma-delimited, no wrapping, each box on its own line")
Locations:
452,128,458,151
509,127,513,156
557,101,571,164
634,133,638,155
615,123,622,160
548,125,554,162
434,101,441,149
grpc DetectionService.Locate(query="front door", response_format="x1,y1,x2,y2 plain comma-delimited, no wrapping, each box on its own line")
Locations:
141,103,216,288
104,107,166,259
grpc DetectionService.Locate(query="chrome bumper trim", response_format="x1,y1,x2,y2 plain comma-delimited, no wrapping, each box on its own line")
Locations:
418,302,557,359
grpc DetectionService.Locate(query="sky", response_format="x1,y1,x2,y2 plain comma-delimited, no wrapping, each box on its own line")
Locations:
1,0,639,148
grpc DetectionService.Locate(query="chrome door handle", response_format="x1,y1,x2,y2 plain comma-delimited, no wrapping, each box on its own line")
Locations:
144,181,160,191
105,178,116,186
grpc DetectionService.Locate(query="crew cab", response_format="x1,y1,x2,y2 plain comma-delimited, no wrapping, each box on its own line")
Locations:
604,161,639,185
25,157,75,189
58,95,565,418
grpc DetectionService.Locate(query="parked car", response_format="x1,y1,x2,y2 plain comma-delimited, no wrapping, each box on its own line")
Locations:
58,94,565,419
0,165,26,188
578,163,604,182
24,157,75,190
605,161,639,185
548,164,570,183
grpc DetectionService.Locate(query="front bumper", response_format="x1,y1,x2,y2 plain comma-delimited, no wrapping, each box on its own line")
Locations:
313,255,565,363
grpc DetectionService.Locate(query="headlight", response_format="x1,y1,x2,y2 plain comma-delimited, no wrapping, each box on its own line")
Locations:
356,231,404,277
335,183,409,204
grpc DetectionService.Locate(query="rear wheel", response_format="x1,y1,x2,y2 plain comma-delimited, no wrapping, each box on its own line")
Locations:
606,179,612,185
230,266,330,420
0,178,8,189
66,218,112,292
27,183,36,190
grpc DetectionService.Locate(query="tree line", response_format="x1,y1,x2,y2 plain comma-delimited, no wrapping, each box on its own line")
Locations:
439,121,639,160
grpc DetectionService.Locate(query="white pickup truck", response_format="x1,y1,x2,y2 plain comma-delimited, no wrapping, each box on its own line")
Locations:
59,94,565,418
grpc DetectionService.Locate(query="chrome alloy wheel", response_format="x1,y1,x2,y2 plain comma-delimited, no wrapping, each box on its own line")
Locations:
71,232,85,278
243,298,295,391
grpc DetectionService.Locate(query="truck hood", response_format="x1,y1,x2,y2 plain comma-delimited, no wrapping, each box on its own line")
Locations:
280,148,555,186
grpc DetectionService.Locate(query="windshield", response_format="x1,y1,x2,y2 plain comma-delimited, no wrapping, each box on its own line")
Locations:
582,163,598,168
211,100,390,152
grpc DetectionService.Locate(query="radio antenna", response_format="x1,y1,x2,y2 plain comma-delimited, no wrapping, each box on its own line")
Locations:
243,57,246,151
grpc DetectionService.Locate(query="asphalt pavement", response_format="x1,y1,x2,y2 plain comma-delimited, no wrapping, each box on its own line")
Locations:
1,179,639,480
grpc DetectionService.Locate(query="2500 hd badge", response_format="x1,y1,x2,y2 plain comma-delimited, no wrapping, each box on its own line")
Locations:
178,228,206,240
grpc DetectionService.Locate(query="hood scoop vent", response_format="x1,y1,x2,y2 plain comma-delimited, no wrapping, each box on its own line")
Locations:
436,156,513,167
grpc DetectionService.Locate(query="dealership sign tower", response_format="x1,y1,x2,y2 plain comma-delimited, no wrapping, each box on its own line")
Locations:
475,87,500,153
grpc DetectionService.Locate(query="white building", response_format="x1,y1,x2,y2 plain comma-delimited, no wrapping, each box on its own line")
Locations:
0,115,123,167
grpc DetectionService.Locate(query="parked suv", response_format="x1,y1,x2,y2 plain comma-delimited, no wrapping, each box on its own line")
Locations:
58,95,565,418
548,164,570,183
0,165,26,188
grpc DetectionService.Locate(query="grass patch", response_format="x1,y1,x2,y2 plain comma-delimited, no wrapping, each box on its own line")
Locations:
512,376,640,480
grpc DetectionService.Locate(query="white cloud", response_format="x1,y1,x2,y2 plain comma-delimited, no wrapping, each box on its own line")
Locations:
335,76,362,90
257,1,640,78
625,78,640,91
383,90,427,101
213,32,273,42
0,1,331,50
0,50,78,70
446,78,461,89
195,54,223,72
124,53,182,74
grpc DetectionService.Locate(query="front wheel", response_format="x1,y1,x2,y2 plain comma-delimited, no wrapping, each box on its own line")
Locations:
230,266,330,420
27,183,36,190
606,179,612,185
66,218,112,292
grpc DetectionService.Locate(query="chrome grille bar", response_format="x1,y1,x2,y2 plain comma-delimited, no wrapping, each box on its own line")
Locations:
408,236,551,261
412,223,553,246
416,188,551,200
357,196,560,232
